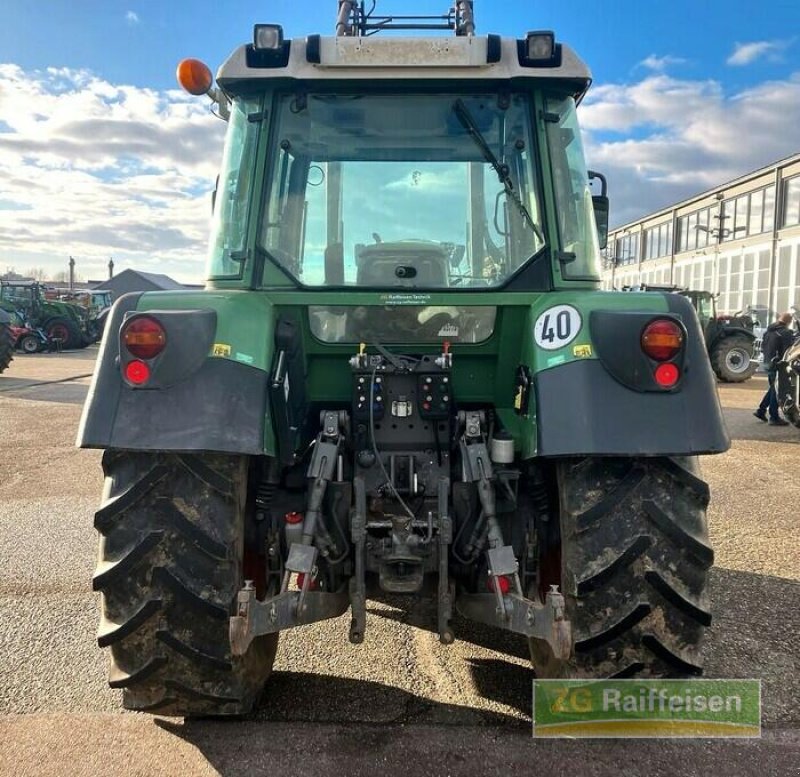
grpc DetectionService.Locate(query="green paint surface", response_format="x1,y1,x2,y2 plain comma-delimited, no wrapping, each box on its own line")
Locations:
134,288,672,457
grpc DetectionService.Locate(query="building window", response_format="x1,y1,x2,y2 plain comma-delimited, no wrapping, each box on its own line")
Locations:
696,209,709,248
749,189,763,236
735,195,749,236
614,233,639,265
782,176,800,227
720,201,734,242
643,222,672,261
677,216,687,252
763,185,776,232
687,213,698,250
660,222,672,257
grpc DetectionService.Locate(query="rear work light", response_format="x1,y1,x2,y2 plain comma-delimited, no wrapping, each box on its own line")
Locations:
641,319,683,362
122,316,166,360
526,31,555,61
253,24,284,50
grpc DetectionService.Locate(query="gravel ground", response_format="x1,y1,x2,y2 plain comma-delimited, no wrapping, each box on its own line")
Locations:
0,351,798,775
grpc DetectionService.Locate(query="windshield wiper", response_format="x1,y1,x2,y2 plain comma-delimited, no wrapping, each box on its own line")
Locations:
452,99,544,242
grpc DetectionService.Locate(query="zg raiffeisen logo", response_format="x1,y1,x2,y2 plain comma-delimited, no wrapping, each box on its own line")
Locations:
532,679,761,738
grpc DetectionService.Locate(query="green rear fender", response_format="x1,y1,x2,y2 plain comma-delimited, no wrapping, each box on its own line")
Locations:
77,290,279,455
521,291,729,457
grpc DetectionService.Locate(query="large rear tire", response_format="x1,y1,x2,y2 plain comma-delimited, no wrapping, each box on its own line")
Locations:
710,335,757,382
530,456,712,679
93,451,278,716
45,317,81,349
0,321,13,373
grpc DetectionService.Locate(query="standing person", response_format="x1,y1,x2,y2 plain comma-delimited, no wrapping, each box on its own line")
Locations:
754,312,795,425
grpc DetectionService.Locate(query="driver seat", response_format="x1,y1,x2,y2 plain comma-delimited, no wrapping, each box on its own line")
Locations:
356,242,448,287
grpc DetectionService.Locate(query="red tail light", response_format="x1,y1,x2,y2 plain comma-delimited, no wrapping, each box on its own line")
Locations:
125,360,151,385
641,319,683,362
123,316,166,359
654,362,680,388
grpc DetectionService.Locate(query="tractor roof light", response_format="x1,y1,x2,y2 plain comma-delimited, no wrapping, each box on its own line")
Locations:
254,24,284,50
176,57,230,120
525,31,555,62
248,24,291,69
176,58,213,96
641,319,684,362
518,31,560,69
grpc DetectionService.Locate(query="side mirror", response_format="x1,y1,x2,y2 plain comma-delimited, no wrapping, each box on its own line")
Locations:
588,170,609,250
592,195,609,250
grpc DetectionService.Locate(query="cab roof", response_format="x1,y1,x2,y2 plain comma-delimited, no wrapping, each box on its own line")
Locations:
216,35,592,101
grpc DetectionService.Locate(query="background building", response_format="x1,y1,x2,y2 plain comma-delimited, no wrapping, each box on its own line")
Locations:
602,152,800,326
91,269,201,298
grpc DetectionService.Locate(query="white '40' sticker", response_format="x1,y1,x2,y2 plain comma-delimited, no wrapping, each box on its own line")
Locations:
534,305,582,351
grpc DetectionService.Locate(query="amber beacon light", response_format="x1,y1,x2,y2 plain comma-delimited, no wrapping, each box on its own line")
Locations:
176,58,213,96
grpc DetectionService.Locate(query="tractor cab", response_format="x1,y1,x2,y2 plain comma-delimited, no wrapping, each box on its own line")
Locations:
177,3,607,302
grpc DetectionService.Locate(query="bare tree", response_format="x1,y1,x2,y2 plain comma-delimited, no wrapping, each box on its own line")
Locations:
25,267,48,281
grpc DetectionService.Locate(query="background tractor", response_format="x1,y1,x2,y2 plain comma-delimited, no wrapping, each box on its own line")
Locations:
0,280,92,349
48,288,114,342
682,290,758,382
79,1,728,717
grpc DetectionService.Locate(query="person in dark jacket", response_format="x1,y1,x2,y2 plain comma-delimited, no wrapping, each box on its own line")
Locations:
754,312,795,425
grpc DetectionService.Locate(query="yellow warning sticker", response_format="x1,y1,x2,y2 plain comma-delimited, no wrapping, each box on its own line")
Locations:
514,385,524,410
212,343,232,357
573,344,593,358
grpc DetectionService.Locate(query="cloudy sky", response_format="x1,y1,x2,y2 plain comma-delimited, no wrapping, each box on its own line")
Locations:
0,1,798,283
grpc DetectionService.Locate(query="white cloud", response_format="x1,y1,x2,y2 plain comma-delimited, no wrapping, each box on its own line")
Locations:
0,64,223,282
638,54,687,72
1,62,799,281
727,40,789,66
125,11,140,25
581,72,800,226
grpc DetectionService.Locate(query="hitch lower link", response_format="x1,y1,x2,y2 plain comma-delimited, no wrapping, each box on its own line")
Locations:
230,411,350,656
454,411,572,661
456,582,572,661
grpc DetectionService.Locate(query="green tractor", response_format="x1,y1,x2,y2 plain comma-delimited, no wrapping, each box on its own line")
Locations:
0,280,91,349
79,2,729,717
680,290,758,383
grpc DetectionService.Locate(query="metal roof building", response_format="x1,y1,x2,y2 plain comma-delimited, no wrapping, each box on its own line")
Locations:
91,269,189,298
602,151,800,325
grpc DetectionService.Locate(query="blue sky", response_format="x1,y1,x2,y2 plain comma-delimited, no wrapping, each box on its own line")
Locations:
0,1,798,282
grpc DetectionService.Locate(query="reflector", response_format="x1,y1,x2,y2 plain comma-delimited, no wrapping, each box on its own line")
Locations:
125,360,151,385
655,362,680,388
487,575,511,595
